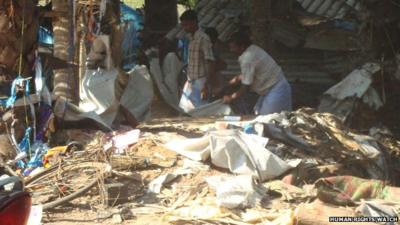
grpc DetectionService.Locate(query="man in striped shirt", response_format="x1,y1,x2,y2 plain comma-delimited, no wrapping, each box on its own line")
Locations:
178,10,217,112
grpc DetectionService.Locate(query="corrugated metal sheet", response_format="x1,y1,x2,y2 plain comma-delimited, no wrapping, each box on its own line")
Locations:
166,0,244,42
271,19,307,48
217,46,346,84
164,0,351,84
296,0,361,18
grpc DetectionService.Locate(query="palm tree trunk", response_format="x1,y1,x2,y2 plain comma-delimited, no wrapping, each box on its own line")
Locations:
52,0,77,102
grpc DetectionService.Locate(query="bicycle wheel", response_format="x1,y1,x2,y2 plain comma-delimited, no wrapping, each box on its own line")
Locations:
25,161,109,210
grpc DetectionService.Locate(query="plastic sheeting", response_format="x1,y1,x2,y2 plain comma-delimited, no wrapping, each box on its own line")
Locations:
79,68,120,127
323,63,380,100
165,130,293,182
149,56,184,113
148,55,232,117
162,53,183,105
188,99,232,117
38,27,53,45
34,56,52,106
206,175,263,209
120,65,153,121
356,201,399,223
318,63,384,120
148,173,179,194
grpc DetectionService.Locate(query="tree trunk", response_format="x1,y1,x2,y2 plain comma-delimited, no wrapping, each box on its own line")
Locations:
101,0,122,69
145,0,177,38
52,0,77,102
250,0,273,52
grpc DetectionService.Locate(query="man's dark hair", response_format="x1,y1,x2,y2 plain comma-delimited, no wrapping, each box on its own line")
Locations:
205,27,218,43
229,31,252,47
180,9,198,22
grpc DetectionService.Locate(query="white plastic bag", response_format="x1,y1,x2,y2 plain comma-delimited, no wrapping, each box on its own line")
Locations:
206,175,262,209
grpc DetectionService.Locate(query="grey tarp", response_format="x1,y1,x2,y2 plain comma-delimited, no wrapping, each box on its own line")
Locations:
56,65,153,130
318,63,384,121
165,129,293,182
148,55,232,117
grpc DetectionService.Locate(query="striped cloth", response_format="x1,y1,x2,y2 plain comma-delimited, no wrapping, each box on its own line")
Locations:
187,29,215,80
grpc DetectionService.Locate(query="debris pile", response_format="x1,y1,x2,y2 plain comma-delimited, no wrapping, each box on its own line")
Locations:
0,0,399,224
2,107,396,224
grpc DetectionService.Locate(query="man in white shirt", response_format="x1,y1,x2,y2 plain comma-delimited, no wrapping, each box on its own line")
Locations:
178,10,217,112
223,32,292,115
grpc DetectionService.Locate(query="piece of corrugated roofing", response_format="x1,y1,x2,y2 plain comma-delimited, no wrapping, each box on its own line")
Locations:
199,8,218,26
219,22,237,41
198,0,220,16
316,0,334,16
168,0,243,42
296,0,360,19
216,17,231,34
207,14,225,28
195,0,211,11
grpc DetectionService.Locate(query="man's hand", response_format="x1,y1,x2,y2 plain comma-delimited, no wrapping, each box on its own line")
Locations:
223,95,233,104
211,86,223,97
229,75,241,85
201,87,209,100
210,79,223,97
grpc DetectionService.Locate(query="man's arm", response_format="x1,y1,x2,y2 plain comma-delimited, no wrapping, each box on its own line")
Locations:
223,62,253,103
228,75,242,86
223,60,254,103
201,36,218,99
223,83,249,104
201,60,217,100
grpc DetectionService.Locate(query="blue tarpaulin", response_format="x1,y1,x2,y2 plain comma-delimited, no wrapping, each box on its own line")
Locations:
179,39,189,65
120,3,144,70
121,3,143,28
38,3,144,70
38,26,53,45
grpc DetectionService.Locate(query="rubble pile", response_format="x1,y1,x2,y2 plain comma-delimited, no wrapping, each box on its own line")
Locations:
258,109,400,185
4,108,396,225
0,0,399,224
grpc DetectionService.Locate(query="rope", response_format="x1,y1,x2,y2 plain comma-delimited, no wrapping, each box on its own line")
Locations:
17,0,33,159
17,0,25,76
